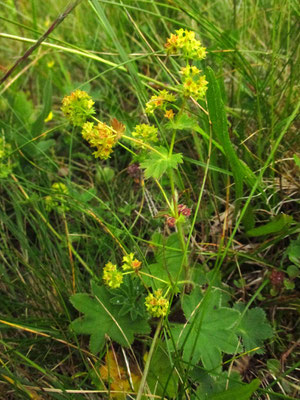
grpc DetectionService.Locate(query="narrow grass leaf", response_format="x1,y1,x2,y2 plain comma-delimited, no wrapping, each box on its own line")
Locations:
246,214,293,237
206,67,258,204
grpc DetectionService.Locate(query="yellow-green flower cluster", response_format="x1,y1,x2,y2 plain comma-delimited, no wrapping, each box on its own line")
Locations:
145,90,176,114
45,182,69,213
121,253,142,271
103,262,123,289
82,121,119,160
102,253,141,288
0,138,9,159
51,182,69,193
132,124,158,145
0,138,13,179
61,90,95,127
165,29,206,60
61,91,125,160
180,65,208,100
145,289,169,318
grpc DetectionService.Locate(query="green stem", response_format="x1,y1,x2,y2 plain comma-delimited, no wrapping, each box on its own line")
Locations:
168,163,188,282
0,33,181,93
123,135,163,155
168,130,177,210
138,271,169,285
118,141,136,156
176,221,188,275
136,319,163,400
153,179,172,211
169,129,176,156
167,103,188,278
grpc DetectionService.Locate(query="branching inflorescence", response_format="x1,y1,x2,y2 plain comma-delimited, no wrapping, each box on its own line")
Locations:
61,30,207,318
61,28,274,399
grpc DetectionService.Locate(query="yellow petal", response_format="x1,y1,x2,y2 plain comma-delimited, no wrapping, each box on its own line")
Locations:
44,111,53,122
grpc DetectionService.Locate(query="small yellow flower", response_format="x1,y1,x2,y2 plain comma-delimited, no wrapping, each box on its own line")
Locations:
51,182,68,194
111,118,126,139
44,111,53,122
180,66,208,100
145,289,169,318
61,90,95,127
121,253,142,271
44,17,51,28
45,182,69,212
132,259,142,270
180,65,201,77
132,124,158,145
103,262,123,289
165,29,206,60
164,109,175,120
0,138,11,158
82,121,119,160
47,60,55,69
164,33,179,54
145,90,176,114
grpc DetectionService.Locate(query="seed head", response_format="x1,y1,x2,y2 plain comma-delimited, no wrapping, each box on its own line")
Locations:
127,163,141,179
178,204,191,217
270,270,285,287
166,216,176,228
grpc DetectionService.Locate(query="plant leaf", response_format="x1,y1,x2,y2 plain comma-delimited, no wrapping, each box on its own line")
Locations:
31,76,52,136
234,304,273,354
206,67,244,202
140,146,183,179
287,237,300,266
147,342,178,398
206,67,258,203
141,233,184,290
166,112,198,131
13,92,34,128
171,288,240,370
246,214,293,237
294,154,300,169
70,281,150,354
206,378,260,400
192,369,242,399
34,139,55,153
184,156,232,176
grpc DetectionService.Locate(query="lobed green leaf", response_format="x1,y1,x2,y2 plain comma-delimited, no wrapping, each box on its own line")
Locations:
140,146,183,179
70,281,150,354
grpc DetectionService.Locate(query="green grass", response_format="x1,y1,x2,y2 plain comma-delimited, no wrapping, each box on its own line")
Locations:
0,0,299,399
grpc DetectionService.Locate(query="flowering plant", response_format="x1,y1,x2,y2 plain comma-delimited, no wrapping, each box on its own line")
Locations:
60,29,273,399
